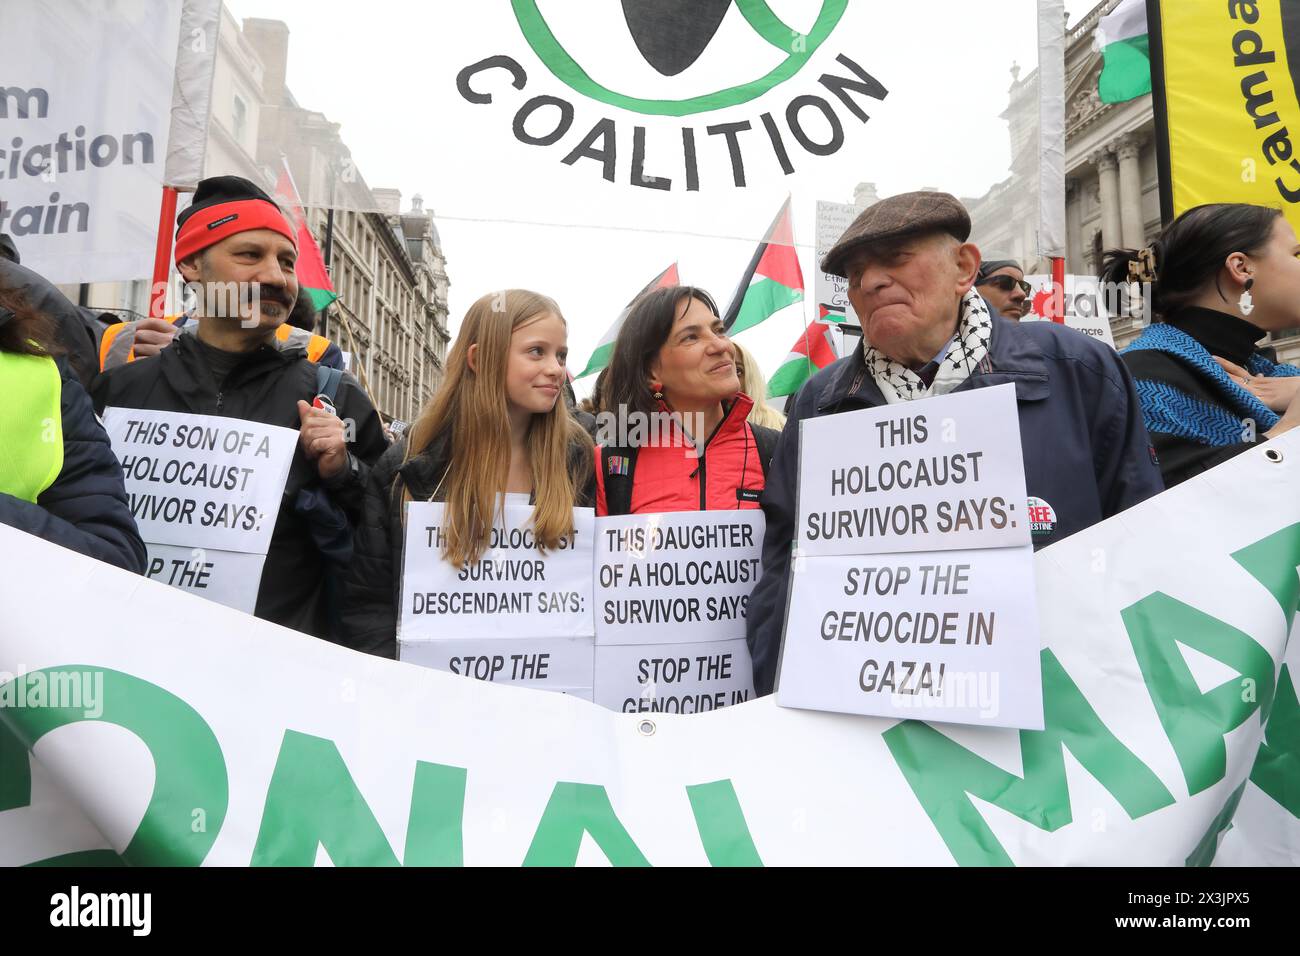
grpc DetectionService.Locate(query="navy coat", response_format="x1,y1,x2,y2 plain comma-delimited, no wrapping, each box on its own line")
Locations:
746,312,1164,696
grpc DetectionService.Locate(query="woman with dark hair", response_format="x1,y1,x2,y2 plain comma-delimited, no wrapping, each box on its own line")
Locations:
596,285,779,515
0,265,146,572
1103,203,1300,487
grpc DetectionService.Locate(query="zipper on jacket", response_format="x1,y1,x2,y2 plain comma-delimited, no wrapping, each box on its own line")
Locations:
697,454,707,510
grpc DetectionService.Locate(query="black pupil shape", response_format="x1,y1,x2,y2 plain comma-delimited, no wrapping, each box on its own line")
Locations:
621,0,735,77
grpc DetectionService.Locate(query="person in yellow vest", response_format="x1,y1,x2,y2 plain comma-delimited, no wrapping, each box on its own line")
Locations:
0,262,146,573
98,287,344,372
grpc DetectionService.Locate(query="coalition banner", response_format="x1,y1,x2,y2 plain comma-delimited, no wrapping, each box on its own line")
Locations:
2,436,1299,865
1151,0,1300,229
0,0,185,283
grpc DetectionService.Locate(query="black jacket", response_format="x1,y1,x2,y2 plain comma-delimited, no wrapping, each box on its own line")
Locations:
0,357,146,573
746,312,1164,696
90,331,388,640
341,428,597,658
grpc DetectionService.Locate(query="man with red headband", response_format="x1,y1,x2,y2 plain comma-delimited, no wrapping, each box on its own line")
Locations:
91,176,388,646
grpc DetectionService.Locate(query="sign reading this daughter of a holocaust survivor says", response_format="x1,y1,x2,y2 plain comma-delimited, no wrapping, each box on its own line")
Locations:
102,407,297,613
795,383,1032,557
592,511,762,712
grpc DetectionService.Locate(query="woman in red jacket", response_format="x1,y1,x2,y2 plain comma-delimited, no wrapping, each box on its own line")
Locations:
595,285,779,515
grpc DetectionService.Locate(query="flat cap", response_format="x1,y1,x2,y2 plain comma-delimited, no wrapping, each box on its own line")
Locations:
821,191,972,278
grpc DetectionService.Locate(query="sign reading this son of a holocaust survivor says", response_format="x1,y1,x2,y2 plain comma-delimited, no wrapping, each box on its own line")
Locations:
780,384,1042,728
795,383,1032,557
102,407,297,613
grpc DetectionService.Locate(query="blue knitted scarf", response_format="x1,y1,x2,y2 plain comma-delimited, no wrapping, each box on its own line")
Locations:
1123,323,1300,446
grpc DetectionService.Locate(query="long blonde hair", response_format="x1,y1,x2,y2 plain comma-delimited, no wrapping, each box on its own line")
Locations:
404,290,593,566
734,341,787,430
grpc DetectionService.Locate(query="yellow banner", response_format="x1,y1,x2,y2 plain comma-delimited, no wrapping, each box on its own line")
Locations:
1157,0,1300,231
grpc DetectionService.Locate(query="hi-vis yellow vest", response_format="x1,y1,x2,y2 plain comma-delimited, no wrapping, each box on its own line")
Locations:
0,351,63,503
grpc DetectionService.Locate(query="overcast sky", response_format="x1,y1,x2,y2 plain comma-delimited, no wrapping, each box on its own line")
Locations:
224,0,1109,393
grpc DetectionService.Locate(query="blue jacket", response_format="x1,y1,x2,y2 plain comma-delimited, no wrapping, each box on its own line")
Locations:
0,358,146,573
746,312,1164,696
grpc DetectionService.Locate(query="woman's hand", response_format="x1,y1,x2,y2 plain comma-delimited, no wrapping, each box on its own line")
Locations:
1214,356,1300,413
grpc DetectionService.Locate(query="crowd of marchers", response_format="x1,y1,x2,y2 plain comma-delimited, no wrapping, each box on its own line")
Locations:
5,175,1300,696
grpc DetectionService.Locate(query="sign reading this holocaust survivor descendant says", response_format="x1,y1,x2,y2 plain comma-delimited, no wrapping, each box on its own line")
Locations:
780,384,1042,729
399,503,595,696
102,407,297,613
592,512,761,712
795,384,1032,557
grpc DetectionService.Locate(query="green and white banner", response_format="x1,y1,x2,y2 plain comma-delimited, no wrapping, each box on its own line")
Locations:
1,436,1298,866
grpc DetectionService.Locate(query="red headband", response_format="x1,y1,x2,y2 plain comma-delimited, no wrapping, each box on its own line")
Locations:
174,200,297,265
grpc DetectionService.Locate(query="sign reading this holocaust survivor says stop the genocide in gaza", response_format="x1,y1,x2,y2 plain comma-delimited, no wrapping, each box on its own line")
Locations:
592,511,762,713
102,407,297,614
398,502,596,698
777,384,1043,729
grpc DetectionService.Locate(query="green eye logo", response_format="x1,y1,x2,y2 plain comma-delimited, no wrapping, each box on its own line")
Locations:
511,0,849,117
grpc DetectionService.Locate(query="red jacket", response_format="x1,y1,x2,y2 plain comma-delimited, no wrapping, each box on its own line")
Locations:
596,394,767,515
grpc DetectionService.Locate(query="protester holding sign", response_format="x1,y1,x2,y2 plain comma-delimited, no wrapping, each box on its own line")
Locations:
746,190,1163,696
91,176,386,640
0,278,145,573
341,289,595,657
1106,203,1300,487
597,286,779,515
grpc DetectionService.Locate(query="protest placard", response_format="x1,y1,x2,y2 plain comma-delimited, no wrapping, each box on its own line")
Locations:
594,512,763,645
593,637,754,714
815,200,861,326
399,503,595,643
102,407,297,613
783,383,1042,728
776,547,1042,728
1022,274,1117,348
795,383,1032,557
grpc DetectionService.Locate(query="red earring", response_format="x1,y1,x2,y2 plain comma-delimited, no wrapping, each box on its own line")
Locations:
651,382,664,400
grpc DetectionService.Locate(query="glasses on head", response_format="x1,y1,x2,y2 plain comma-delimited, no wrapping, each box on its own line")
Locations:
977,274,1032,296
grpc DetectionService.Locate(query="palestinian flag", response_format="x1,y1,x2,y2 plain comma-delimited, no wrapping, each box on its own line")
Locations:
767,319,840,399
274,159,338,311
723,198,804,336
576,262,679,379
817,302,847,323
1096,0,1150,104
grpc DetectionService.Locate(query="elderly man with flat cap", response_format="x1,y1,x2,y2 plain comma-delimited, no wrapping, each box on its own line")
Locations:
745,191,1163,696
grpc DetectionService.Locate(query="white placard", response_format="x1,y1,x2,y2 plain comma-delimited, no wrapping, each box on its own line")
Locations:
141,543,266,613
775,548,1043,729
594,512,763,646
103,407,298,554
795,384,1032,557
1022,274,1117,348
594,638,755,714
399,636,593,699
399,502,595,642
0,1,183,284
815,200,861,327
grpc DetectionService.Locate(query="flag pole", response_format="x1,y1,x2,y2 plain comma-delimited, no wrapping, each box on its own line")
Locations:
149,186,179,318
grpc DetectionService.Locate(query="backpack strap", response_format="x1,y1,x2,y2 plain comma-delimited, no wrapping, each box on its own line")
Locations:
315,364,345,404
749,423,781,480
599,445,641,516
